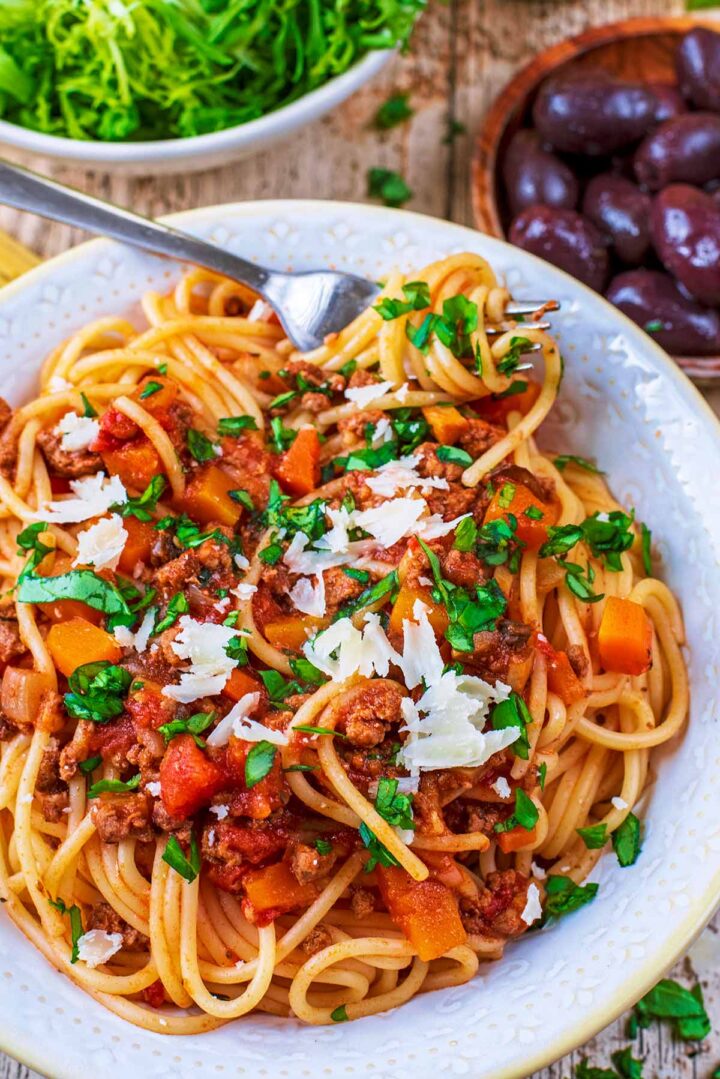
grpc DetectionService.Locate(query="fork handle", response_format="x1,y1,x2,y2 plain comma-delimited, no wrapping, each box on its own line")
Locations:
0,159,271,292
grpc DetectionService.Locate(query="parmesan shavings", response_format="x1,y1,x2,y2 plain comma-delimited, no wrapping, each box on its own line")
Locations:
611,796,629,811
56,411,100,451
365,454,449,498
370,417,393,446
303,611,400,682
289,574,326,617
396,602,515,774
41,472,127,524
161,616,247,703
76,930,123,968
206,692,289,748
521,883,543,926
113,607,157,654
146,781,161,798
492,776,512,800
74,513,128,571
209,804,229,819
232,582,258,602
417,512,471,540
344,380,394,408
353,498,426,548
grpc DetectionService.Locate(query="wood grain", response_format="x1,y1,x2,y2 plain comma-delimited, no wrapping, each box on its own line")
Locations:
2,0,720,1075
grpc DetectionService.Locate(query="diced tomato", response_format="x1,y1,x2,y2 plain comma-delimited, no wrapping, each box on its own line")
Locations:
92,407,139,451
117,515,156,575
534,633,585,705
142,980,166,1009
125,681,175,731
101,438,163,492
89,714,137,762
376,865,467,961
223,737,287,820
159,733,225,819
485,481,559,551
49,476,72,495
274,427,320,497
222,667,267,708
181,464,241,528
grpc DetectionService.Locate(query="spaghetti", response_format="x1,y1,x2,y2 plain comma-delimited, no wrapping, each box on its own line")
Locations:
0,253,688,1031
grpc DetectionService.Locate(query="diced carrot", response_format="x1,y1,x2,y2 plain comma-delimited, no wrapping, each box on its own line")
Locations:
243,859,319,916
47,617,122,678
222,667,265,704
597,596,652,676
264,614,323,651
534,633,585,705
101,438,163,493
39,598,103,626
388,582,448,637
473,380,542,424
485,481,559,551
117,516,156,575
182,464,241,528
422,405,469,444
159,733,225,819
133,375,178,415
274,427,320,497
1,667,55,727
376,865,466,961
497,824,538,854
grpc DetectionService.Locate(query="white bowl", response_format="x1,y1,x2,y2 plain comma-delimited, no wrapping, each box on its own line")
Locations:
1,200,719,1079
0,51,391,176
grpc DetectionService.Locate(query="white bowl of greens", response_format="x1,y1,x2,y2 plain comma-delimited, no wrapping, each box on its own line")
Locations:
0,0,418,175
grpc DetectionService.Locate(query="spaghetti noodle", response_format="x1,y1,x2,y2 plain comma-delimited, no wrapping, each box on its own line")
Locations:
0,253,688,1031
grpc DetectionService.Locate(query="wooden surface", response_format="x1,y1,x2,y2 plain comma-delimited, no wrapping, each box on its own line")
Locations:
2,0,720,1075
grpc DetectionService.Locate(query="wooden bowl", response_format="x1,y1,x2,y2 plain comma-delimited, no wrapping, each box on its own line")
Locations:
472,16,720,385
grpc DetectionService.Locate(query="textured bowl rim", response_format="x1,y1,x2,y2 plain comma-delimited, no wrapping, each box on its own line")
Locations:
0,50,391,164
0,199,719,1079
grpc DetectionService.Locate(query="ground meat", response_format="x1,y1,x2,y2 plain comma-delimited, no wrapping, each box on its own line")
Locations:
59,721,93,781
0,404,19,479
322,566,363,614
152,799,191,836
288,839,336,885
414,442,465,483
424,483,479,521
0,712,21,741
126,728,165,784
201,816,290,869
302,924,332,955
337,408,385,446
149,529,178,568
457,418,506,459
464,619,534,690
335,681,404,748
567,644,590,680
91,793,152,843
465,802,510,835
88,901,149,950
151,537,237,603
36,427,101,478
460,869,532,938
350,886,375,919
219,432,272,508
489,463,555,505
36,736,63,792
0,618,27,669
441,548,488,590
36,790,69,822
283,359,345,413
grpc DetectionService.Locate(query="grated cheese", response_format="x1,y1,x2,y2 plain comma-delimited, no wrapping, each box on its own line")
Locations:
492,776,512,800
76,930,123,968
56,411,100,452
232,582,257,602
365,454,449,498
611,796,629,811
530,861,547,881
209,804,229,819
47,375,73,393
113,607,156,654
417,512,471,540
303,612,400,682
353,497,426,548
344,380,394,408
161,616,246,703
370,417,393,446
74,513,128,571
521,883,543,926
290,574,326,617
41,471,127,524
146,781,161,798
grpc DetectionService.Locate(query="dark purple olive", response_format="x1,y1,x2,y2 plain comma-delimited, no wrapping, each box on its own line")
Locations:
502,130,579,216
582,174,651,265
634,113,720,190
532,70,658,156
606,269,720,356
647,82,687,124
509,206,609,292
676,27,720,112
650,184,720,306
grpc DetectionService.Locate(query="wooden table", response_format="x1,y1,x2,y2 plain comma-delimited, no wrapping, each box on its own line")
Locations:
1,0,719,1074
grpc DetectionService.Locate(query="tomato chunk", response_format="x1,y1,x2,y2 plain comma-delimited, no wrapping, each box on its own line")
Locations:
534,633,585,705
159,733,225,819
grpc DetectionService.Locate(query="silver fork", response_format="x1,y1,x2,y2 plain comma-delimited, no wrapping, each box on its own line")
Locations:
0,160,380,352
0,159,558,352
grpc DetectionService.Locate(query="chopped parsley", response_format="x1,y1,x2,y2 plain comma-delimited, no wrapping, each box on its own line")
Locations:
374,92,413,129
187,428,218,462
158,711,215,748
315,837,333,855
476,516,525,572
17,569,134,629
269,416,297,452
258,668,303,704
330,1004,349,1022
288,657,326,686
496,336,533,376
494,787,538,833
78,755,102,775
342,567,370,585
245,741,277,789
553,454,604,475
374,281,430,321
419,537,507,651
49,897,83,963
153,592,189,634
139,380,162,399
87,774,141,798
80,392,97,418
113,475,166,521
359,777,414,872
162,833,201,883
612,811,642,868
576,823,608,850
367,167,412,207
558,560,604,603
64,661,132,724
217,415,258,436
633,978,710,1041
542,875,598,921
229,489,254,512
453,516,477,552
491,692,532,759
16,521,53,580
644,319,664,334
436,445,472,467
640,522,652,576
335,571,398,621
268,389,298,410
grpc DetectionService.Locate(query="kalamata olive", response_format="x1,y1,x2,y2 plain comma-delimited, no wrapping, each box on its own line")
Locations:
650,184,720,306
502,130,579,216
509,206,609,292
532,70,658,155
634,113,720,190
676,27,720,112
647,82,687,124
606,269,720,356
582,174,651,265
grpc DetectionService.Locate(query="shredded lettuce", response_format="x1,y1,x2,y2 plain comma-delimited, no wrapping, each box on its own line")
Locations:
0,0,425,141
